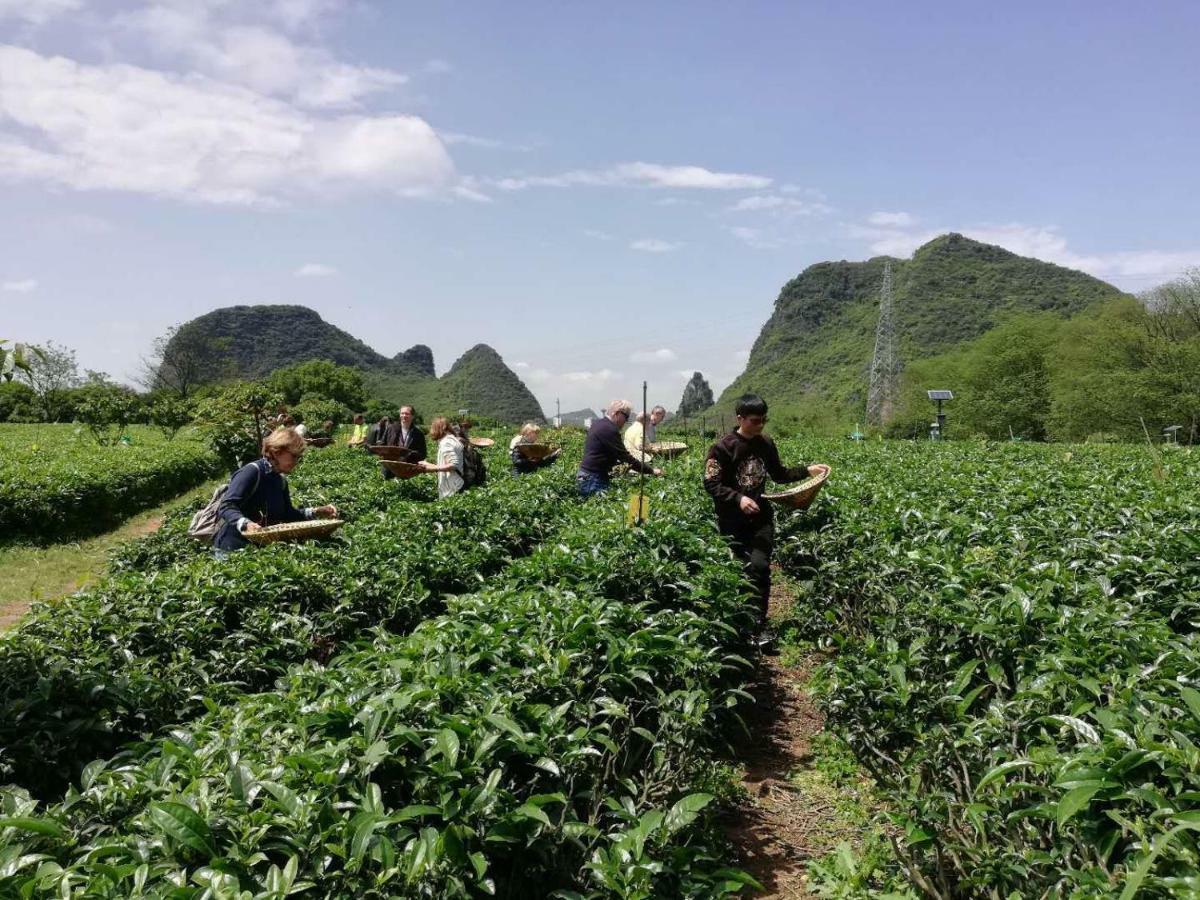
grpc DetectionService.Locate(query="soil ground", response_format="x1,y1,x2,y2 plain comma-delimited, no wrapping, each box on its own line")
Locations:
0,480,218,631
724,573,868,899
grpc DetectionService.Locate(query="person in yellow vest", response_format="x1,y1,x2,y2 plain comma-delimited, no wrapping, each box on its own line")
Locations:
347,414,368,446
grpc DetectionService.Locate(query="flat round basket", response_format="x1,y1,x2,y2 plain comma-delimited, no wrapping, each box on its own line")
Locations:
381,459,426,479
470,437,495,448
648,441,688,459
762,464,830,511
304,436,333,448
517,443,557,461
245,518,345,545
369,445,419,462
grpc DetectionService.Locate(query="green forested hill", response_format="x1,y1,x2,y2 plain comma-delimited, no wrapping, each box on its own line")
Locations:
367,344,544,424
716,233,1129,424
166,305,543,422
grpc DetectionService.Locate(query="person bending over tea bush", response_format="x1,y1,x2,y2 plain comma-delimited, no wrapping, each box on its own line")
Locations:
214,427,338,553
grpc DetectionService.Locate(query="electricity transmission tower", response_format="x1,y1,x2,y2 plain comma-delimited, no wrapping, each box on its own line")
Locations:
866,260,900,428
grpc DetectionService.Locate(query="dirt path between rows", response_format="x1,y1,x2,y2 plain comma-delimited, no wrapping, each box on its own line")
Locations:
724,575,859,899
0,488,196,633
0,510,166,631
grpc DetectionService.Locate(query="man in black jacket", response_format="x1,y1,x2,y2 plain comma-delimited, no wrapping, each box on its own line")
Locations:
380,406,427,479
703,394,811,648
577,399,661,496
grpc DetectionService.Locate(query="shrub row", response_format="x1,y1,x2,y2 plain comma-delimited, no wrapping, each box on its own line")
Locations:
0,468,759,897
0,448,578,799
776,439,1200,896
0,428,221,543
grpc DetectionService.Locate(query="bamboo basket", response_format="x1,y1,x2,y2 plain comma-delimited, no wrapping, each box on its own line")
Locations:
381,460,426,479
516,443,557,461
245,519,345,545
369,445,419,462
469,437,495,448
762,464,830,511
304,437,333,448
648,441,688,458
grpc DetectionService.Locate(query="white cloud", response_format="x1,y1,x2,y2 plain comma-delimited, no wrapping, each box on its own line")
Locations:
564,369,619,384
294,262,336,277
630,238,682,253
867,211,916,227
0,0,78,25
729,194,831,215
494,161,770,192
727,225,782,250
0,46,455,205
117,4,405,110
2,278,37,292
583,229,614,241
630,347,677,363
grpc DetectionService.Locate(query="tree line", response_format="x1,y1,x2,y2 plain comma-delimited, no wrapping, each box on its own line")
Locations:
884,269,1200,442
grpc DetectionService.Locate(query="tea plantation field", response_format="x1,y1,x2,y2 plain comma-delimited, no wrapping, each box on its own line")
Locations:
0,435,1196,897
0,425,221,544
775,439,1200,897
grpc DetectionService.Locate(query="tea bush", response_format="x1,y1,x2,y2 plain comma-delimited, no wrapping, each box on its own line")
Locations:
775,440,1200,896
0,424,221,543
0,452,759,898
0,447,580,798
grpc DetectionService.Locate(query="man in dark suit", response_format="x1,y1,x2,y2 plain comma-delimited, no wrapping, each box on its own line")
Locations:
381,405,427,479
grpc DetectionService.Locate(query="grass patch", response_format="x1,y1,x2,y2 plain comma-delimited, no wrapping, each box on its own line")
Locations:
0,478,219,631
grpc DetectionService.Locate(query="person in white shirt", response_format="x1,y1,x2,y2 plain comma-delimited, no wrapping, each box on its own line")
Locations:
646,405,666,444
623,413,650,463
419,416,465,498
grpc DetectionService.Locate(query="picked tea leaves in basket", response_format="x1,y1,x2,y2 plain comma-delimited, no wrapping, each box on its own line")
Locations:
381,460,426,479
369,445,420,462
244,518,345,545
516,443,558,461
762,464,830,511
648,441,688,458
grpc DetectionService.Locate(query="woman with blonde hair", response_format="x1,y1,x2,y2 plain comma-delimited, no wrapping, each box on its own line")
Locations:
510,422,561,475
419,416,466,498
213,427,338,552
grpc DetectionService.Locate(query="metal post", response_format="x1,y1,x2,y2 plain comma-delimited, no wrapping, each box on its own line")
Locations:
936,399,946,437
637,380,648,526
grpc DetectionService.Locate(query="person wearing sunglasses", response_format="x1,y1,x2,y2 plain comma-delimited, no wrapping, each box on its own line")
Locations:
577,399,662,497
213,427,338,553
702,393,812,653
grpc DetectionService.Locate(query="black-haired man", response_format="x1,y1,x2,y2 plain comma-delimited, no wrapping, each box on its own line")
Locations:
703,394,811,652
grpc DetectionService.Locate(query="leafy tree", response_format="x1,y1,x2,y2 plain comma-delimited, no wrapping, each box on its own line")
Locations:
1139,269,1200,440
75,384,142,445
267,359,367,410
192,382,282,469
292,393,348,435
0,381,37,422
149,395,194,441
17,341,80,421
140,325,232,399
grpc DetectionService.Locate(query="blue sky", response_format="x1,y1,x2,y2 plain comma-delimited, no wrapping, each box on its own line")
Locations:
3,0,1199,415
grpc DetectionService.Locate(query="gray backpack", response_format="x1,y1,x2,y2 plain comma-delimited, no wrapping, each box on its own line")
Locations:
188,464,261,542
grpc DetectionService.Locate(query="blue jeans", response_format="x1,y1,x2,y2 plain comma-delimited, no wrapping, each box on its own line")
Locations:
576,470,610,497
